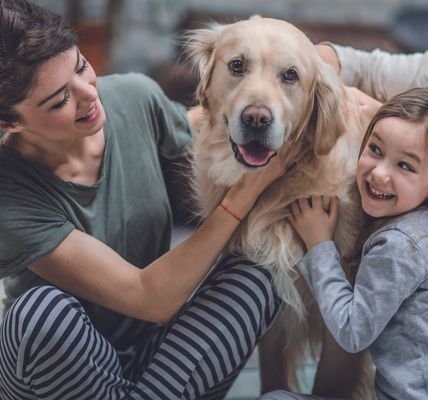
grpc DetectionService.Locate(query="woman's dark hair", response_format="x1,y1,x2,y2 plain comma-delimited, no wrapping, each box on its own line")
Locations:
346,87,428,273
0,0,77,132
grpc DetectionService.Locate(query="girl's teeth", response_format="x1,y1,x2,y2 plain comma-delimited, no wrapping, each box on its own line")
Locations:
368,183,394,199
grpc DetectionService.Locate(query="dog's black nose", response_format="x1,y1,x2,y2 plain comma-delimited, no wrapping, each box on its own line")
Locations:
241,105,272,129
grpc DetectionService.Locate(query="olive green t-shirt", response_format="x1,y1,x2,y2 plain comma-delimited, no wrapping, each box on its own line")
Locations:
0,73,191,350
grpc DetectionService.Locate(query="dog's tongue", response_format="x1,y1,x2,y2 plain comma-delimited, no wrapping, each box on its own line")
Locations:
237,142,276,167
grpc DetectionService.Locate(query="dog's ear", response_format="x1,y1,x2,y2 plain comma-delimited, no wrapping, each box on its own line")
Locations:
309,59,347,156
184,23,224,108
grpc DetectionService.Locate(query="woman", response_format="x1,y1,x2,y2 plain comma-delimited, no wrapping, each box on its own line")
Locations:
0,1,288,398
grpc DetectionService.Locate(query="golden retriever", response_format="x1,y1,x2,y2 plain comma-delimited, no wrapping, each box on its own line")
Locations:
185,16,375,399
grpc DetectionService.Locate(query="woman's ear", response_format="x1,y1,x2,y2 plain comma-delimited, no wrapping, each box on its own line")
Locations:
0,121,20,133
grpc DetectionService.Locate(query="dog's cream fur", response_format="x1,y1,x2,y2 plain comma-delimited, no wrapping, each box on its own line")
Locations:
186,16,375,399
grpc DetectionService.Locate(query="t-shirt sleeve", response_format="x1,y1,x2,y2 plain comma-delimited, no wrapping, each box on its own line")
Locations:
0,184,75,277
99,73,192,160
145,77,193,159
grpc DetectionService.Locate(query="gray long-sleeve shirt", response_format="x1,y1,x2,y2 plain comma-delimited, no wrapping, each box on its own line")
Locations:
297,209,428,400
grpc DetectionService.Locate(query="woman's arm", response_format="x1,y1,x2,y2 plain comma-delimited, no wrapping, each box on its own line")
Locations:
30,150,288,324
317,43,428,101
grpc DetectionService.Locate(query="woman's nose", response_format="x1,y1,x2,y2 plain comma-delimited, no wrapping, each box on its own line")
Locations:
73,75,97,103
78,82,97,102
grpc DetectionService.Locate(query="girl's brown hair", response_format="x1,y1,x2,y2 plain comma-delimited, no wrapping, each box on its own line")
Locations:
346,87,428,273
0,0,77,133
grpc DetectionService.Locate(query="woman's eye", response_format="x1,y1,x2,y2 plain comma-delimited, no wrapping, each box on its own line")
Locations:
282,68,299,83
77,58,89,74
228,59,244,74
51,89,70,110
398,161,415,173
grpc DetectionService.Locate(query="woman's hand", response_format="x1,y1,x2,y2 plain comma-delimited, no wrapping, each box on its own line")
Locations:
289,195,338,251
345,86,382,116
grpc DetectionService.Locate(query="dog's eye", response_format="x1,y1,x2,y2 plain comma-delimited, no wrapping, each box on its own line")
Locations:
282,68,299,83
228,59,244,74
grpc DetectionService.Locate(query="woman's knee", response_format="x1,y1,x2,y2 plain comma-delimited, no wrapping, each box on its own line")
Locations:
2,285,86,343
199,258,280,335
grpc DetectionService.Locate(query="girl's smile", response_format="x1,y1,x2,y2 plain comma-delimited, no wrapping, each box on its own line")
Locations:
365,181,395,200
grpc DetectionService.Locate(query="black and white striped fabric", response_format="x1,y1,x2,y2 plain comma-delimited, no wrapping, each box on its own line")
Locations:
0,257,279,399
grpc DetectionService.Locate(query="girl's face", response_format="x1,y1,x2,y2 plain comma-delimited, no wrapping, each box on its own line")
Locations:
10,46,105,145
357,117,428,218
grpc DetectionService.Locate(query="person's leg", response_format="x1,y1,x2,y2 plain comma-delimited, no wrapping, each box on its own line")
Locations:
131,256,281,400
0,285,135,400
0,257,280,400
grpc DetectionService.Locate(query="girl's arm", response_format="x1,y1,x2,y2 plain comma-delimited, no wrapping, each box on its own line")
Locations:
30,149,289,324
295,231,426,353
290,196,426,353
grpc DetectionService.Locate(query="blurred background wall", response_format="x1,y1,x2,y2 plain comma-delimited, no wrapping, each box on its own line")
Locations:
31,0,428,106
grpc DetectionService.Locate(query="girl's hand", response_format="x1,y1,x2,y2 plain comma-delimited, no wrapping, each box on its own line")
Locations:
289,195,338,251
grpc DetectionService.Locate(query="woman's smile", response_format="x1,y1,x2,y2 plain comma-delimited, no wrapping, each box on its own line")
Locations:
76,101,101,124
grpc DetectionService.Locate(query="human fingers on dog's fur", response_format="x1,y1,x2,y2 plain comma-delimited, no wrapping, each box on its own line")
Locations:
311,195,323,210
290,200,302,217
297,197,311,212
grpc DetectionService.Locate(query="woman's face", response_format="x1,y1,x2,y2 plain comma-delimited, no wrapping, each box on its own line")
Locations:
11,46,105,145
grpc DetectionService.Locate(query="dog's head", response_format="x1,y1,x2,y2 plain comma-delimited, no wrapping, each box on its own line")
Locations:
186,16,346,169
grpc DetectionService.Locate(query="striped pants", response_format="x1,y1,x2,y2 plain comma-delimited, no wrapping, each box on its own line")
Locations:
0,257,280,399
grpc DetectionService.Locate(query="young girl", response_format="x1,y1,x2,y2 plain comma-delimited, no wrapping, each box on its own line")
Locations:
260,87,428,400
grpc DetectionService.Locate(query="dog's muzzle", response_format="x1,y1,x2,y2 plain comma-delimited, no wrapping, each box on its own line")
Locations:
230,105,277,168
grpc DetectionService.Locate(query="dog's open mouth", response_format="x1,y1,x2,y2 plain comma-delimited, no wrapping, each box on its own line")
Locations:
231,140,277,168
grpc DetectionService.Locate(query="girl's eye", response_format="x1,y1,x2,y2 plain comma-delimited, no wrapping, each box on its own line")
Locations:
228,59,244,75
51,88,70,110
398,161,415,173
77,58,89,75
368,143,382,156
